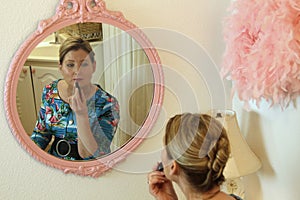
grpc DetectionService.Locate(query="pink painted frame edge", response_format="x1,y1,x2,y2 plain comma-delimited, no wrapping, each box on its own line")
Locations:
4,0,164,178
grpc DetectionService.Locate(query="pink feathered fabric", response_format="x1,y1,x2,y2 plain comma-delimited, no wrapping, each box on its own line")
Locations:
222,0,300,108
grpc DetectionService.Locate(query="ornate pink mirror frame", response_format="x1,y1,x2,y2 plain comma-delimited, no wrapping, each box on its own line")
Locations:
5,0,163,177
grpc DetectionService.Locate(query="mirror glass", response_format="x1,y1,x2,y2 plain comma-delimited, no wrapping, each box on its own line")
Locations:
17,22,154,160
5,0,163,177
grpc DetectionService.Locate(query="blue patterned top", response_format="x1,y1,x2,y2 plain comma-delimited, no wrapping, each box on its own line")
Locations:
31,80,120,160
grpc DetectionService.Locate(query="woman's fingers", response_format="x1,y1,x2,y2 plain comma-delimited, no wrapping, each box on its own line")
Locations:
75,82,83,100
69,88,87,114
148,171,166,184
74,88,83,101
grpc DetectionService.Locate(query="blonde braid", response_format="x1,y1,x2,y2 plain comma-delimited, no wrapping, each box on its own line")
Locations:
164,113,230,192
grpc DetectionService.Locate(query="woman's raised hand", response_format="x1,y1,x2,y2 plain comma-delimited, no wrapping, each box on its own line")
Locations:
148,163,178,200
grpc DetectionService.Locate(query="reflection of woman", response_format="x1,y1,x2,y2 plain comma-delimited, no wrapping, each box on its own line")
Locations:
147,113,243,200
31,36,120,160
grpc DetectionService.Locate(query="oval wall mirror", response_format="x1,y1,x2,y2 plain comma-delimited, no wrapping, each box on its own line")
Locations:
5,0,163,177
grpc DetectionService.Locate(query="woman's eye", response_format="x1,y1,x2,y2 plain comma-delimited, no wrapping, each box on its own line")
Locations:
81,62,89,67
66,63,75,68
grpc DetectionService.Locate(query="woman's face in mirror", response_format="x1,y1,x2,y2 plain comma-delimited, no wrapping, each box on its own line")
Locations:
59,49,96,88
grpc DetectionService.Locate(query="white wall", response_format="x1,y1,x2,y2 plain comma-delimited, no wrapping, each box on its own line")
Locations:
3,0,298,200
233,97,300,200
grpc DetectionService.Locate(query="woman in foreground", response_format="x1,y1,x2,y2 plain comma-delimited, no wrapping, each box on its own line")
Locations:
148,113,242,200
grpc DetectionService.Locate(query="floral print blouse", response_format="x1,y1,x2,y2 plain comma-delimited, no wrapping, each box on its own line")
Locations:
31,80,120,160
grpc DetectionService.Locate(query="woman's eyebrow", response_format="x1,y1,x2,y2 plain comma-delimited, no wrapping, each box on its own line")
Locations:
65,59,75,62
64,58,89,63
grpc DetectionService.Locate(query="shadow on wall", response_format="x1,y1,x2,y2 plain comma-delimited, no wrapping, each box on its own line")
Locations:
240,110,275,198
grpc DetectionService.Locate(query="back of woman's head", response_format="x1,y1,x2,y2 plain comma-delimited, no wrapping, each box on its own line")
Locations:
164,113,230,192
59,36,95,64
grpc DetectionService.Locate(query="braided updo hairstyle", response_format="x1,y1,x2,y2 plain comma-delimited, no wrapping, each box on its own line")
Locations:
164,113,230,192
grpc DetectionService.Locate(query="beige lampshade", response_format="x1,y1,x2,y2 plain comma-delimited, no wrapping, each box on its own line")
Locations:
208,109,261,179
